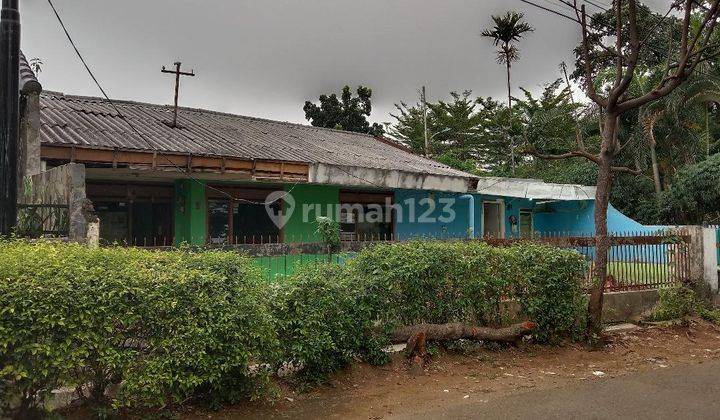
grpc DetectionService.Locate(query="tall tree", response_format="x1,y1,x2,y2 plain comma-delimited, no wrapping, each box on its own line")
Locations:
482,11,534,173
388,90,511,171
527,0,720,339
303,85,385,136
387,99,429,155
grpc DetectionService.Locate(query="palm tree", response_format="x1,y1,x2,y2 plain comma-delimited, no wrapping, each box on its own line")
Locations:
29,57,43,75
638,67,720,200
482,11,533,173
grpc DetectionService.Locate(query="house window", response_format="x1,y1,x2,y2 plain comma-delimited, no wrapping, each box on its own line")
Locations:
206,186,281,244
519,210,533,238
93,201,173,246
88,182,174,246
339,190,394,241
208,200,230,244
233,201,281,242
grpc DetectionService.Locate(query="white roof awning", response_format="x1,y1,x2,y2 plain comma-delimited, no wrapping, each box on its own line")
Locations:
475,177,596,201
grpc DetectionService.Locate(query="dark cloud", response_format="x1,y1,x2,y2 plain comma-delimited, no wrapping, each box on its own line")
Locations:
21,0,671,125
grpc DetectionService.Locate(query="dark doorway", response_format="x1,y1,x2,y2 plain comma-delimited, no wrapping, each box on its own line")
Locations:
88,182,174,246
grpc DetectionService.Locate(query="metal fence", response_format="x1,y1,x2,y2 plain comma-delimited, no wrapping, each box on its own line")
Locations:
15,203,70,238
486,231,691,291
217,231,692,291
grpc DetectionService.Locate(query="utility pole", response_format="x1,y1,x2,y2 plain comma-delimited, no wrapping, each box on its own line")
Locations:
161,61,195,127
0,0,20,236
421,86,428,157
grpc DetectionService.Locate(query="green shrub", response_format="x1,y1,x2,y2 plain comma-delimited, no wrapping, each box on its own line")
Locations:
0,240,276,414
0,238,589,413
649,286,698,322
352,241,504,326
351,240,587,342
649,286,720,324
270,263,384,385
504,243,588,342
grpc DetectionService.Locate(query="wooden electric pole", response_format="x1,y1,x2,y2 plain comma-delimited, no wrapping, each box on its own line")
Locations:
421,86,428,157
161,61,195,127
0,0,20,236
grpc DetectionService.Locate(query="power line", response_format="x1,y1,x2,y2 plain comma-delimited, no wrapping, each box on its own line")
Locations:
519,0,580,22
583,0,611,12
542,0,576,14
46,0,394,201
47,0,319,206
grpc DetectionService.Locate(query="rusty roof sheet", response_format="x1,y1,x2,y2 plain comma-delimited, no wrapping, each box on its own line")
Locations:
19,51,41,94
40,92,476,180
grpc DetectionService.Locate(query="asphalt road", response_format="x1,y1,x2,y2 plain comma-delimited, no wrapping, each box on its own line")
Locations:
394,360,720,419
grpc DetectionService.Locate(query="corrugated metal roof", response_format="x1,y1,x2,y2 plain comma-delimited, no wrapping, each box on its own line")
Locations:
475,177,596,201
39,92,476,180
19,51,41,94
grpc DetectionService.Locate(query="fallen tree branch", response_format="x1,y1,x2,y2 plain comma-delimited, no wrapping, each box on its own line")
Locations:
391,321,537,355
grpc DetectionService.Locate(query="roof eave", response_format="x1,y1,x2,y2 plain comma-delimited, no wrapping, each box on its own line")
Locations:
309,163,475,193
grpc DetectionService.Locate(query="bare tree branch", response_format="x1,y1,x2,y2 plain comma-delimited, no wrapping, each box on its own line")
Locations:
610,165,643,175
580,4,608,107
609,0,641,110
527,149,600,164
617,0,720,113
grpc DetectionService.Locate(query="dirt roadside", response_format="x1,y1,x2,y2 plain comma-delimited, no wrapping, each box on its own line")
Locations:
182,320,720,420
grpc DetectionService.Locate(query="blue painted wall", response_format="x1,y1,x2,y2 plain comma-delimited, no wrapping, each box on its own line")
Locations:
394,191,539,239
534,200,595,235
394,190,482,239
534,201,662,235
394,189,662,242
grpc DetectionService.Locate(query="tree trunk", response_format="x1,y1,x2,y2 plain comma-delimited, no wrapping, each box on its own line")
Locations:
506,47,515,175
645,112,662,199
650,142,662,198
587,116,617,337
705,104,711,158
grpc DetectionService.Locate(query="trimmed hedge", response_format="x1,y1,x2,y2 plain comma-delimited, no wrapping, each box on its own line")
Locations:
0,241,276,415
0,239,586,414
270,263,383,385
351,241,587,342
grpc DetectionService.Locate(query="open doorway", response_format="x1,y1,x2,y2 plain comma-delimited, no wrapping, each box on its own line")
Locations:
483,201,503,238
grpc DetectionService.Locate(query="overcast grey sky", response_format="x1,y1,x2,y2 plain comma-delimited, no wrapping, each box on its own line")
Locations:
21,0,668,125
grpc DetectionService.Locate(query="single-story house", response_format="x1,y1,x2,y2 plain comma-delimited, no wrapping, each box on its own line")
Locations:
15,52,654,246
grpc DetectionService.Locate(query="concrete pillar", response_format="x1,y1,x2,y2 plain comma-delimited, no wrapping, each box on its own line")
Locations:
86,220,100,248
173,179,206,245
67,164,89,243
702,227,718,294
684,226,719,295
17,92,41,192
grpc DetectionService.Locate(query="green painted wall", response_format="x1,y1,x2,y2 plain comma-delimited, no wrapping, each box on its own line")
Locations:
173,179,207,245
282,184,340,243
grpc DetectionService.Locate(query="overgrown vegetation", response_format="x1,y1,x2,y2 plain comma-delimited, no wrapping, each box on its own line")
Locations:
648,286,720,324
1,239,586,415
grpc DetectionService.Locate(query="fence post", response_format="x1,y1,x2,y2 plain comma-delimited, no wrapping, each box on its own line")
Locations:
86,220,100,248
683,226,719,295
702,227,719,294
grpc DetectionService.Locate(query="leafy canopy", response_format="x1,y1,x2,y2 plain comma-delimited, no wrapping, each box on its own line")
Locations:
303,85,385,136
481,11,534,67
